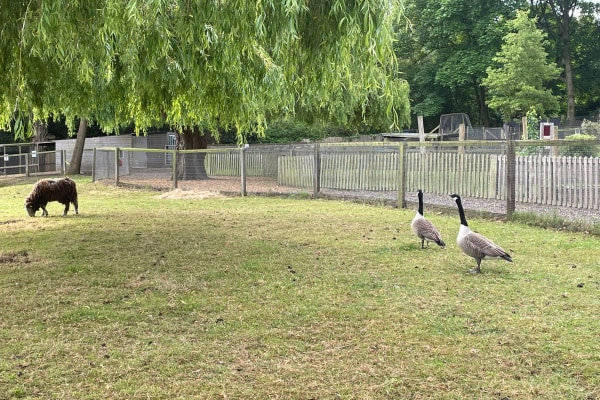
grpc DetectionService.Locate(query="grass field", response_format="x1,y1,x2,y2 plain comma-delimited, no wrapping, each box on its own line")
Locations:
1,176,599,399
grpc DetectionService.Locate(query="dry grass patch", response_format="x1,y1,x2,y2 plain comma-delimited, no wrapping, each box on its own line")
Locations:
155,188,228,200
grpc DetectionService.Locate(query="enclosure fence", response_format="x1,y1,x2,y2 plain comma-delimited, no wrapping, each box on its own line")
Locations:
92,139,600,223
0,147,66,176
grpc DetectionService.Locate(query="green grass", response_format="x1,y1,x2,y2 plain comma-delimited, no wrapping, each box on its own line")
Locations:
510,211,600,236
1,176,599,399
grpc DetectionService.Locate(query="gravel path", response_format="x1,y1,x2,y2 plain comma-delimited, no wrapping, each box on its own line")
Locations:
321,188,600,225
116,175,600,225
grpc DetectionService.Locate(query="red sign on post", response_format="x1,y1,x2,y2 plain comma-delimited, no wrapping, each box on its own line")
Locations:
540,123,554,139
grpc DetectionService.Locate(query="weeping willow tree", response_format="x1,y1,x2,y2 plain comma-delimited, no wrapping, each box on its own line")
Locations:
0,0,410,174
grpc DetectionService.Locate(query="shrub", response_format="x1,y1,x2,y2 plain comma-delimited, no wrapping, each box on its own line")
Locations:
580,119,600,138
560,133,599,157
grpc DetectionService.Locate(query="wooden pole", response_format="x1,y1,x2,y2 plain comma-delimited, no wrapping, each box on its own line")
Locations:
240,146,247,196
521,116,528,140
172,150,178,189
25,150,29,177
506,140,516,215
418,115,425,154
551,126,559,157
115,147,120,186
458,123,466,154
92,148,96,182
397,141,406,208
313,143,321,195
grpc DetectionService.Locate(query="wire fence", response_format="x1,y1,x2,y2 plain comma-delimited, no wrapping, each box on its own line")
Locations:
91,139,600,224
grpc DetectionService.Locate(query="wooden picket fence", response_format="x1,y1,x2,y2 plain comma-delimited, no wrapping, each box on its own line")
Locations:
513,155,600,209
100,142,600,211
275,149,600,210
405,152,502,199
278,155,313,188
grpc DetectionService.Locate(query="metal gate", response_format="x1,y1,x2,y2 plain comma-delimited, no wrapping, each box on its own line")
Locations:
165,133,177,166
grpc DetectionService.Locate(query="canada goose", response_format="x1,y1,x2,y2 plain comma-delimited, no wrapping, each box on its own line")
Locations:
450,194,512,273
411,190,445,249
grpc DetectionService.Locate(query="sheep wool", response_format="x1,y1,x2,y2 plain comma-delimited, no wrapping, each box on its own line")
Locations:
25,177,79,217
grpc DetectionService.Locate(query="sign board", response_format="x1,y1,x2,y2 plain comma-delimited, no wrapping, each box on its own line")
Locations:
540,123,554,140
31,150,37,158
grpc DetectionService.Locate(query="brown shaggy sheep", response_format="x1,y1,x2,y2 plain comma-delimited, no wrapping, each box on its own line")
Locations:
24,177,79,217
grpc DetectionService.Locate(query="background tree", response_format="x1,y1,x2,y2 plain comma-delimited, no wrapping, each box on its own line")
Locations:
568,5,600,117
395,0,523,129
529,0,600,126
1,0,410,174
483,10,561,121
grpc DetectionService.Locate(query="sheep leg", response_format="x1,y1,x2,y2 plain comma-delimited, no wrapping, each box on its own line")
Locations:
73,200,78,214
41,206,48,217
62,202,70,216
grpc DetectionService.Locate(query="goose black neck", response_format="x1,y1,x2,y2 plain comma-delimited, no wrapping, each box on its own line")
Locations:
455,197,469,226
417,190,424,215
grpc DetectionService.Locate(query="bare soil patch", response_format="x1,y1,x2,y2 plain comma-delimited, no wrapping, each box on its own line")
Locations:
0,251,30,265
116,175,304,195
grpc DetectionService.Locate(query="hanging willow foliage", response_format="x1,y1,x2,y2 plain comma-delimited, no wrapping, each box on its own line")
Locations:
0,0,410,140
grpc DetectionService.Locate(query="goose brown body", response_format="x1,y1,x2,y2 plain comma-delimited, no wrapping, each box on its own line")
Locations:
411,190,445,249
450,194,512,273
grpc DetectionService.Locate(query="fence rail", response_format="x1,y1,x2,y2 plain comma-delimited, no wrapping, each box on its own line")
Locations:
3,140,598,222
0,150,66,176
52,139,592,219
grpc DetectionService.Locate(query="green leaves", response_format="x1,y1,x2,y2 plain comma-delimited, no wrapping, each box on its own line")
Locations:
483,10,560,121
1,0,410,140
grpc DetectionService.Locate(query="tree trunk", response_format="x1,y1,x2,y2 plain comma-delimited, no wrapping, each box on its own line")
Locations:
32,119,48,142
67,118,87,175
475,82,491,127
560,12,576,126
563,46,575,126
176,127,210,180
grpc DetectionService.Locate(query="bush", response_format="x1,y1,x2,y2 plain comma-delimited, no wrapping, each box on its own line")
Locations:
251,119,366,144
581,119,600,138
560,133,599,157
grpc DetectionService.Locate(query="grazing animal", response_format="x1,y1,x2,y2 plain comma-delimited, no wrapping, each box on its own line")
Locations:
411,190,445,249
450,194,512,273
25,177,79,217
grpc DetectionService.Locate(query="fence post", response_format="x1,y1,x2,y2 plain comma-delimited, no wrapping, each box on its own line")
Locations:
172,150,178,189
418,115,426,154
61,149,66,175
240,146,247,196
25,152,29,177
92,148,97,182
506,140,516,215
313,143,321,195
458,123,466,154
551,126,559,157
397,141,406,208
115,147,120,186
521,116,528,140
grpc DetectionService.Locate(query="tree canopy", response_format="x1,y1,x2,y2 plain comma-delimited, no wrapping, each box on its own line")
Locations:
394,0,600,131
483,9,561,121
395,0,523,127
0,1,411,141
